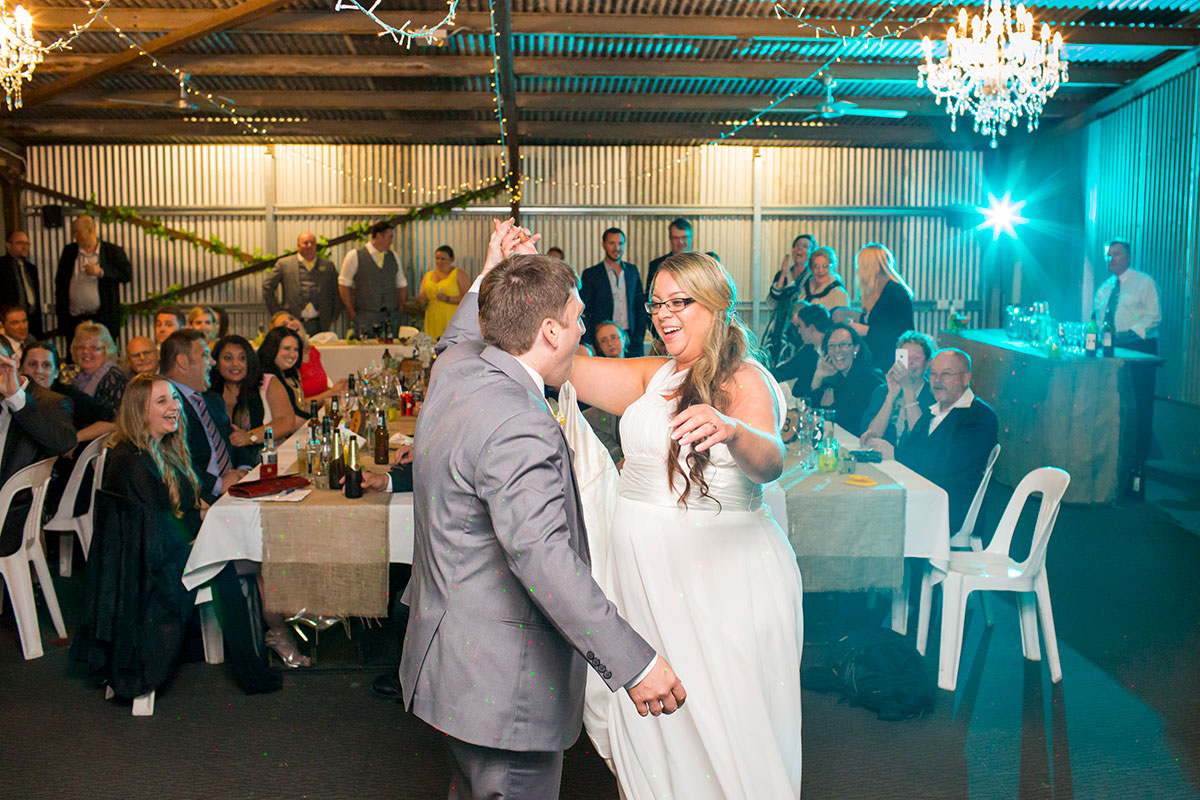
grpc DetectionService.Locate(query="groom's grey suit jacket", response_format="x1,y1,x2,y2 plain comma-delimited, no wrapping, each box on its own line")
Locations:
399,291,654,752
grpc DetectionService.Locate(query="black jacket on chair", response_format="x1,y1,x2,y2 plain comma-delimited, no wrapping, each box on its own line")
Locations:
0,382,77,556
895,397,999,536
55,241,133,338
579,261,645,357
0,255,43,338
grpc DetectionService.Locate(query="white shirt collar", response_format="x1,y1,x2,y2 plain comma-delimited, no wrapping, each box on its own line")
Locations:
929,386,975,416
513,356,546,396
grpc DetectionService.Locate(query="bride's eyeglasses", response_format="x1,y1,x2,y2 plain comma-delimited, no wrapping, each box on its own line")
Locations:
644,297,697,315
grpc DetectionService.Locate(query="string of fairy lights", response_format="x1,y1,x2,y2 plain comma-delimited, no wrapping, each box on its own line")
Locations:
332,0,458,49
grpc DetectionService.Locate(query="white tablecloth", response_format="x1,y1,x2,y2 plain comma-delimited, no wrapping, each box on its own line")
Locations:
182,429,414,591
764,426,951,577
312,342,398,381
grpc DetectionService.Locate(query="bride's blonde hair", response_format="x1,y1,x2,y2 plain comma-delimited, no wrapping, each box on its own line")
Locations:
653,252,761,507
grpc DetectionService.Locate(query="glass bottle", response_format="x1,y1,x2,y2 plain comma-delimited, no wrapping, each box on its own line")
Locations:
374,408,390,465
261,426,277,479
343,436,363,499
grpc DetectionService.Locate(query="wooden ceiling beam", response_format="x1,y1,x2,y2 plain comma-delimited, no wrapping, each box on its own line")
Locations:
26,9,1200,47
38,90,1088,119
30,54,1137,86
20,0,295,108
0,118,966,147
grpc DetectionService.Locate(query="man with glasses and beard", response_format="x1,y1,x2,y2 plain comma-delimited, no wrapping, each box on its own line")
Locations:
869,348,998,537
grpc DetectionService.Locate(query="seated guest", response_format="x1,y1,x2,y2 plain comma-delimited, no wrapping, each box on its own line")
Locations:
849,243,915,373
0,349,76,560
162,329,246,503
187,306,218,344
546,246,566,261
0,305,34,360
211,305,230,340
269,311,346,408
154,307,185,344
257,326,310,421
771,302,832,400
807,322,884,438
799,246,851,312
860,330,936,446
21,341,109,443
582,321,626,465
70,321,129,422
870,348,999,536
70,374,202,699
210,335,297,466
124,336,159,376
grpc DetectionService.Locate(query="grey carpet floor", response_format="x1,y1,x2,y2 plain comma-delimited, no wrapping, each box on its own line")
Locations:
2,481,1198,800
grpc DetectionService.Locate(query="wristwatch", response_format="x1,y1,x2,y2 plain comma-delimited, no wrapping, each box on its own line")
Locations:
250,433,259,444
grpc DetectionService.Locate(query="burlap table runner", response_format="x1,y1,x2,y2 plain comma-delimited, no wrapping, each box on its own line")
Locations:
260,488,390,616
777,460,906,592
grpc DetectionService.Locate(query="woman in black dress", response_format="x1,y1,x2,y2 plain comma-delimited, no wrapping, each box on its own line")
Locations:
71,374,202,699
257,326,309,420
808,322,885,438
850,243,915,373
762,234,817,368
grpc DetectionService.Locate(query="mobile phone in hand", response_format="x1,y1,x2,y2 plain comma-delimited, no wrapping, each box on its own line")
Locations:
895,348,908,369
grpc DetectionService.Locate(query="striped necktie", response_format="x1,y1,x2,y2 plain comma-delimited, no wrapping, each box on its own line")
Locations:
191,393,232,475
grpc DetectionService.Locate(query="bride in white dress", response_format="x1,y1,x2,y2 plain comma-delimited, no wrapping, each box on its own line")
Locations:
566,252,804,799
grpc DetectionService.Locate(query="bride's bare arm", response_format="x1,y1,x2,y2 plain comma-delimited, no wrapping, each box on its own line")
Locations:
570,354,669,416
670,364,784,484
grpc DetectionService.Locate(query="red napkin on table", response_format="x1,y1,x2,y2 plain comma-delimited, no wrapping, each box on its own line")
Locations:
228,475,310,499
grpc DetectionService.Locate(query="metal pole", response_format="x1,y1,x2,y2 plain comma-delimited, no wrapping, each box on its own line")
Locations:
751,147,764,332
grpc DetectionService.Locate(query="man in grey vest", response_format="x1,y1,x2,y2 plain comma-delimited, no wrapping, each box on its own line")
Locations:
399,220,685,799
337,221,408,336
262,232,340,335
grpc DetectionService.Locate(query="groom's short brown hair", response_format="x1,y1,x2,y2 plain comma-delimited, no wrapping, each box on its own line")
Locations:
479,254,578,355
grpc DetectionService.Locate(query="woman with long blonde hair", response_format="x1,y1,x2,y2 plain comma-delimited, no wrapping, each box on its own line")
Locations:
569,250,805,799
72,374,203,699
850,243,915,372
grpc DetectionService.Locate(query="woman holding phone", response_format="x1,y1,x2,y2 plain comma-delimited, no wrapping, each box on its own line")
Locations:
860,330,935,446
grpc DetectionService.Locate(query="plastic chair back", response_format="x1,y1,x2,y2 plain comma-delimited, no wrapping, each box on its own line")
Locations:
0,458,56,547
950,443,1001,546
44,436,106,533
983,466,1071,575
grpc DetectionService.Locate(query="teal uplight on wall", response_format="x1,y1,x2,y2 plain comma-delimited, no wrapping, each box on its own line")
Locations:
976,192,1028,240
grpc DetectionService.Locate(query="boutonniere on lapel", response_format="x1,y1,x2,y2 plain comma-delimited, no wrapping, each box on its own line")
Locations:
545,397,566,428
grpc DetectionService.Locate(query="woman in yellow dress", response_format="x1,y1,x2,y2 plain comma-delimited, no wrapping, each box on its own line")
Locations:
416,245,470,340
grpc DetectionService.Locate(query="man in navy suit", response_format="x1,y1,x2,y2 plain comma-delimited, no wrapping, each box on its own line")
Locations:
579,228,645,357
161,329,246,504
872,348,998,536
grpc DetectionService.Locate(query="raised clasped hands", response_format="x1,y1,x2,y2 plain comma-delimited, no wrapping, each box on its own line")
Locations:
484,218,543,276
627,655,687,717
669,403,736,452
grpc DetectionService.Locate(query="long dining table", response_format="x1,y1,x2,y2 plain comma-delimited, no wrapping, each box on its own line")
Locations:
763,425,952,634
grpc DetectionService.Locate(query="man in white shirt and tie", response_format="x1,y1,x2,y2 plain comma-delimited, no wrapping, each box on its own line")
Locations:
1093,238,1163,493
338,222,409,337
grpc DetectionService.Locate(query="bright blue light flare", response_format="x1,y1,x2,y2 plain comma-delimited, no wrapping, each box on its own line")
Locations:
976,192,1029,241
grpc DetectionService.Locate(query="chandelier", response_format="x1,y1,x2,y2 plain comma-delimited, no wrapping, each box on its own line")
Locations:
0,1,42,110
918,0,1068,148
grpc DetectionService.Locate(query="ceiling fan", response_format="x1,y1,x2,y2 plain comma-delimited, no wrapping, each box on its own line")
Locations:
105,75,247,114
768,72,909,121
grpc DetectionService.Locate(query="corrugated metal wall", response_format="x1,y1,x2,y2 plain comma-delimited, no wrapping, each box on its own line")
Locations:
22,143,986,345
1085,67,1200,405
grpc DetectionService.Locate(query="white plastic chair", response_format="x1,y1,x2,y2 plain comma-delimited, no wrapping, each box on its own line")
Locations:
0,459,66,660
43,437,108,577
936,466,1071,692
915,443,1001,653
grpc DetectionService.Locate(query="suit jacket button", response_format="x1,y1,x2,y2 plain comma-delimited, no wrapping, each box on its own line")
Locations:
604,671,612,679
585,651,594,660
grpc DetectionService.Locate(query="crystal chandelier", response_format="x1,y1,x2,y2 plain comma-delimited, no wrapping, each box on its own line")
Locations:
918,0,1068,148
0,1,42,110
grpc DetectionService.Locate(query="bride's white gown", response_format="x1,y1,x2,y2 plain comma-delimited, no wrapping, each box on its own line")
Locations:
563,360,804,800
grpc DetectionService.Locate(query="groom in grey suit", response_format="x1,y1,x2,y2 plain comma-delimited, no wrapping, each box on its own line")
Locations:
400,229,686,799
